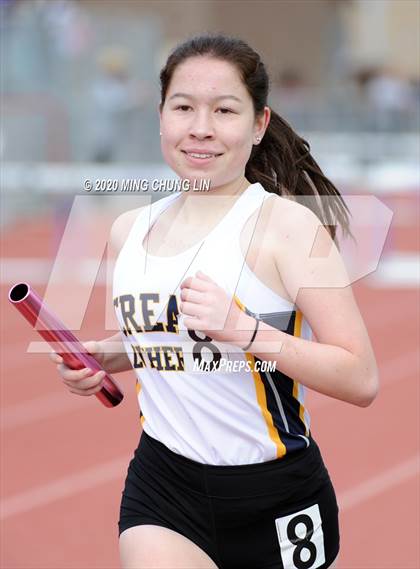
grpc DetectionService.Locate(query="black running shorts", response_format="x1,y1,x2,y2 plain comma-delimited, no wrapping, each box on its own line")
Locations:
118,430,340,569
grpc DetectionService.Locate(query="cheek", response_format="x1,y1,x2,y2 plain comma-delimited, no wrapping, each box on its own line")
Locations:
161,140,183,171
223,119,254,148
160,141,171,166
226,131,254,164
160,121,182,161
161,114,185,145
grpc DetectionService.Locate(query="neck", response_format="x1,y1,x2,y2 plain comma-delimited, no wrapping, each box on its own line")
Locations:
174,176,250,224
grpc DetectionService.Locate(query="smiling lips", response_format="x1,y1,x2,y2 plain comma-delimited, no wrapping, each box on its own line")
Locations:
181,149,223,164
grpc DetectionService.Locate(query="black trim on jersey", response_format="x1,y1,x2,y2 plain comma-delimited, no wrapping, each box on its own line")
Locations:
270,368,309,436
240,305,296,336
259,310,296,335
243,308,309,451
258,362,309,453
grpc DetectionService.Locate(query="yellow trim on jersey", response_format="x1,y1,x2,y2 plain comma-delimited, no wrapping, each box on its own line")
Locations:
246,352,287,458
233,294,246,312
136,379,145,426
292,311,309,436
234,294,286,456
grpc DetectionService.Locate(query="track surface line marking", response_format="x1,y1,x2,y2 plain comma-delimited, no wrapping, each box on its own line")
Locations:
2,449,418,521
338,454,420,511
0,456,129,520
1,391,89,430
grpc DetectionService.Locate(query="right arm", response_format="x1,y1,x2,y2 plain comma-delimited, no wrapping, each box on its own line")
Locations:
49,205,146,396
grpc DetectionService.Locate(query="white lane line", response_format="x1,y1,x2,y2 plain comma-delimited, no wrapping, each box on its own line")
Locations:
1,391,90,431
338,454,420,511
1,259,53,285
1,450,418,522
368,252,420,287
0,455,130,520
0,258,108,285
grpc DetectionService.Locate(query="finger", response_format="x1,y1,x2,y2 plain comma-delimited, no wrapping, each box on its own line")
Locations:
180,288,205,305
181,276,212,293
180,276,193,290
180,301,208,318
82,340,100,355
196,270,214,282
69,381,104,397
183,315,203,331
49,351,63,364
58,364,96,382
64,370,105,390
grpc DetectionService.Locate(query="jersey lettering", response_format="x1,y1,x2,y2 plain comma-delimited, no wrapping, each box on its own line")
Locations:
114,293,217,372
132,343,185,371
113,293,180,335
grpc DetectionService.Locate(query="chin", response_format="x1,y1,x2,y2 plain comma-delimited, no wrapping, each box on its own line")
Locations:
176,169,217,186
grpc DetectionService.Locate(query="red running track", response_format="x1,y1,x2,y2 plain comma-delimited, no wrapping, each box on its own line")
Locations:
1,201,418,568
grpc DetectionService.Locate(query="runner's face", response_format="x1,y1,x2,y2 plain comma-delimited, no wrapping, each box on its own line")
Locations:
160,57,262,189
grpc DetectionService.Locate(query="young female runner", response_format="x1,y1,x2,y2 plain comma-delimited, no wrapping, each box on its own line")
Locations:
50,34,379,569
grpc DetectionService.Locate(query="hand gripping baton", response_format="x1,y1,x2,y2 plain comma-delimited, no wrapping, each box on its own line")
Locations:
8,282,124,408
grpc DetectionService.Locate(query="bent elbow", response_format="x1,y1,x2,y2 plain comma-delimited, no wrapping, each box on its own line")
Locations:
357,373,380,407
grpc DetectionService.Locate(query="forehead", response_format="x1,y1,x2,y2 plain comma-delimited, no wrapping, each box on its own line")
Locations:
167,57,249,101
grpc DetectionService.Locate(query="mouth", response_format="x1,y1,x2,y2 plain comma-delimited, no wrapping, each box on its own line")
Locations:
181,150,223,161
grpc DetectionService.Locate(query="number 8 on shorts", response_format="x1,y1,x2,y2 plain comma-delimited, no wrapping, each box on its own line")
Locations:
275,503,326,569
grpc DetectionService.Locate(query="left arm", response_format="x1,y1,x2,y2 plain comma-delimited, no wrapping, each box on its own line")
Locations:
232,300,379,408
180,205,379,408
235,206,379,407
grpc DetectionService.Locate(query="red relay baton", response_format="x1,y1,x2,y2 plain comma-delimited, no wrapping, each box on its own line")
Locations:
8,282,124,408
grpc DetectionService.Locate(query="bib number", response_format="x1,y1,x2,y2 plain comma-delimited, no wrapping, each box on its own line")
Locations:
188,329,222,366
275,504,325,569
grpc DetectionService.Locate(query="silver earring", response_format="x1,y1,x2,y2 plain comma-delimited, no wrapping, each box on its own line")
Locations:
159,132,162,136
255,137,261,144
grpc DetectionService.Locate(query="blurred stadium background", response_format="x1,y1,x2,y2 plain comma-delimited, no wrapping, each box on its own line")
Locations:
1,1,419,568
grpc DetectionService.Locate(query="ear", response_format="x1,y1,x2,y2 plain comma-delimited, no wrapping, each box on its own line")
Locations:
158,104,163,133
253,106,271,144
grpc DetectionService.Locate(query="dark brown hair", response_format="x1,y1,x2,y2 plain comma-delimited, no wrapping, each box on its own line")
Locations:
159,34,353,242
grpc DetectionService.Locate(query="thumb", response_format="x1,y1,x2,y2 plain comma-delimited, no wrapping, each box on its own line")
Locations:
82,340,100,356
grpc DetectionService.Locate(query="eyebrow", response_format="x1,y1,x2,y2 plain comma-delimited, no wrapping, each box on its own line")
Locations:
168,93,243,103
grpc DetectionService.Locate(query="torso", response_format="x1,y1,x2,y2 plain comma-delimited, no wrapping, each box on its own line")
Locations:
141,191,295,304
112,183,314,464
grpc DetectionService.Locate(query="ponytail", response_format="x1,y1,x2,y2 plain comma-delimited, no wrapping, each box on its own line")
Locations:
246,110,353,243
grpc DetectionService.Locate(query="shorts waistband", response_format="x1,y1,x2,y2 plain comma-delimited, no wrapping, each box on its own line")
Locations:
138,430,327,499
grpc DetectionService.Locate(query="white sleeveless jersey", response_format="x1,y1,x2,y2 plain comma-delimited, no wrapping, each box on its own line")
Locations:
113,182,313,465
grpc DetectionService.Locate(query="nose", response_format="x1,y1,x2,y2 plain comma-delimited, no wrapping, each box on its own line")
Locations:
189,109,215,139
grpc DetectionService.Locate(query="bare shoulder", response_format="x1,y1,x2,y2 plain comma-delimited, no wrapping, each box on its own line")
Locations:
109,205,147,254
260,193,350,294
266,193,319,230
273,196,338,260
271,195,351,296
257,192,319,250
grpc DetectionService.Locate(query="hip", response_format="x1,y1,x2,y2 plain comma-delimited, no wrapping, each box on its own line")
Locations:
119,430,340,567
